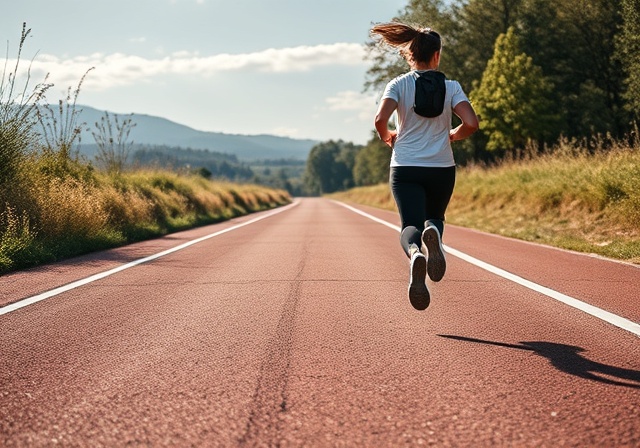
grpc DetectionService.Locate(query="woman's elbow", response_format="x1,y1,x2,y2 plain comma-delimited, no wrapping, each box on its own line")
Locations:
467,117,480,134
463,112,480,134
374,115,388,132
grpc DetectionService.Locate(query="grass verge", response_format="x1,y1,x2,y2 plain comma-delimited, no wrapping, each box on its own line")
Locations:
0,161,290,274
330,138,640,264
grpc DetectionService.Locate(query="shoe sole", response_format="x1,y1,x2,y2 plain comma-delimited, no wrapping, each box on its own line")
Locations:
409,254,430,310
422,226,446,282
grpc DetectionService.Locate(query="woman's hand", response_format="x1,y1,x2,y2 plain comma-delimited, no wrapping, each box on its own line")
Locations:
384,131,397,148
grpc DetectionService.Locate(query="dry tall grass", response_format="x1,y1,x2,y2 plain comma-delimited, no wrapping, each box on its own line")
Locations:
331,138,640,264
0,162,290,273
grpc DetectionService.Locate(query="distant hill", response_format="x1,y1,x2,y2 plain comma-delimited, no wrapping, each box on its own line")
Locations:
70,105,317,161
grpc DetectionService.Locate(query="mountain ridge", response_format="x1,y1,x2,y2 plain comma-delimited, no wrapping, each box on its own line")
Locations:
70,105,317,161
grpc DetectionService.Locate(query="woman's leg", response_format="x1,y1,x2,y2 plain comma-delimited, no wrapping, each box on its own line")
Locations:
390,167,427,257
390,166,431,310
390,165,456,255
422,166,456,237
420,166,456,282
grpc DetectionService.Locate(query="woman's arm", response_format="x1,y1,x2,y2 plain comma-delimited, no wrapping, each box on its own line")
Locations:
450,101,479,142
374,98,398,148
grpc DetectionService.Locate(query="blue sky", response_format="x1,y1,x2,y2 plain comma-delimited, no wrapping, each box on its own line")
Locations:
2,0,407,144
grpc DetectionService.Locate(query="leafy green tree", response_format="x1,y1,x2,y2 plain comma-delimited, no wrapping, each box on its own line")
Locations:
448,0,524,90
520,0,626,136
471,27,558,152
353,133,391,186
617,0,640,120
304,140,360,195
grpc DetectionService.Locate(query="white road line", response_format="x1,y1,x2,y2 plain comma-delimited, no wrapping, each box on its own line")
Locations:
333,200,640,337
0,201,300,316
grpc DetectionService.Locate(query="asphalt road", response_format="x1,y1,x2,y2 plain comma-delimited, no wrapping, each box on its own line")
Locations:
1,198,639,447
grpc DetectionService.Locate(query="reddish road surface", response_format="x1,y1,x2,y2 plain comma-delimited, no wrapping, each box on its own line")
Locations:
1,198,639,447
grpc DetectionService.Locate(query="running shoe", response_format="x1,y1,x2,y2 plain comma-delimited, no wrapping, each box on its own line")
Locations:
422,225,446,282
408,250,430,310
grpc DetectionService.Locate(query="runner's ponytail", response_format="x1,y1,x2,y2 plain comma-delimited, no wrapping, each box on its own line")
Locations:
371,22,441,65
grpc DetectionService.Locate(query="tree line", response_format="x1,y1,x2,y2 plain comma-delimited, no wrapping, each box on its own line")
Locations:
132,145,253,180
303,139,386,195
305,0,640,193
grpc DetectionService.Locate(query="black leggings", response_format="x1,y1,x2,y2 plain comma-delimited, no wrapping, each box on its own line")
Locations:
389,165,456,257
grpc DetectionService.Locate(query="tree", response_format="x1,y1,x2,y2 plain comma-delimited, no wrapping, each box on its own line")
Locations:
617,0,640,120
353,133,391,186
448,0,524,90
470,27,558,152
304,140,360,195
520,0,626,137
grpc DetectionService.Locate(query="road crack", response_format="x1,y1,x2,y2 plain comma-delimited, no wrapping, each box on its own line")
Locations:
237,245,307,447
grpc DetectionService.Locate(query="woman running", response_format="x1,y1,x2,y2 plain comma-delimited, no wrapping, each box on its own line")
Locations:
371,21,479,310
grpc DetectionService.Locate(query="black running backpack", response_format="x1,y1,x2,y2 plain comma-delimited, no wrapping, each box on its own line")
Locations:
414,71,446,118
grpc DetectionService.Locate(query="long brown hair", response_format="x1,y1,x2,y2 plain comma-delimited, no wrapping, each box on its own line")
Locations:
370,22,441,66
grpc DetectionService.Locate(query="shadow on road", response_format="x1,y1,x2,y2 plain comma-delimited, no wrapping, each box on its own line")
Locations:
437,334,640,389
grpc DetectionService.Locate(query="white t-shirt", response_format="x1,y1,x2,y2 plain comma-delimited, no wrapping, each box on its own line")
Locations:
381,70,469,167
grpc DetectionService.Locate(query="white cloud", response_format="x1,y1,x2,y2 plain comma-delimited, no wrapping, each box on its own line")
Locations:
11,43,367,91
325,90,379,121
129,37,147,43
271,127,300,138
